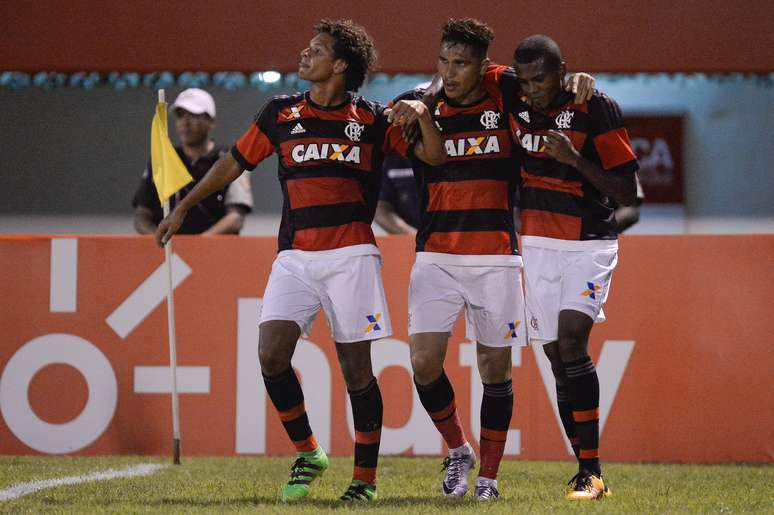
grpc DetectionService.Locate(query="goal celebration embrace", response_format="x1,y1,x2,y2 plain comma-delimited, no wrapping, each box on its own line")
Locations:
5,3,772,513
157,17,633,504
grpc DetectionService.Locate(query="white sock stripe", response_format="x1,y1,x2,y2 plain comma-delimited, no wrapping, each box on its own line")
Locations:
0,463,166,502
566,362,596,378
565,358,594,370
482,385,513,397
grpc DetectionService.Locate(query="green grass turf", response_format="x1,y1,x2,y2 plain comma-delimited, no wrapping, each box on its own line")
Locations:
0,456,772,513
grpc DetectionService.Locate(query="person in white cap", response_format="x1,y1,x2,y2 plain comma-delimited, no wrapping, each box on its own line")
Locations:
132,88,254,234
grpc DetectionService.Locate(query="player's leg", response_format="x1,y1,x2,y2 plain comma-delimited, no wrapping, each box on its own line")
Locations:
411,332,465,453
317,254,390,502
558,246,617,501
408,261,473,497
473,343,512,501
334,340,381,502
259,255,328,502
463,264,525,501
557,309,608,500
411,332,475,497
522,243,577,457
542,341,580,459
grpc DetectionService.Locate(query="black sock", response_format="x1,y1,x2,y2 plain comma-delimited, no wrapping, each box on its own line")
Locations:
414,371,466,449
479,380,513,479
564,356,601,475
556,383,580,459
349,378,382,485
263,367,317,452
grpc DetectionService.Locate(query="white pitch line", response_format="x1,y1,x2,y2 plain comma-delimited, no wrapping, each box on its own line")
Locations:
0,463,166,502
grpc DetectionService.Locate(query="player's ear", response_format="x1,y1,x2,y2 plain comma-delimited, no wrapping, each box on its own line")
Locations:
479,57,490,76
333,58,348,75
559,61,567,78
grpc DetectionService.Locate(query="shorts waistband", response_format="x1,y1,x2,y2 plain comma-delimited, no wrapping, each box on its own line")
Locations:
416,251,523,267
278,243,380,261
521,236,619,252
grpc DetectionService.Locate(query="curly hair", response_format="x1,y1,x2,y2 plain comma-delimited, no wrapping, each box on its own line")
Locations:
441,18,494,60
314,19,377,92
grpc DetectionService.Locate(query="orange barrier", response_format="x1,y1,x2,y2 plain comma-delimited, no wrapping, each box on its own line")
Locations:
1,235,772,463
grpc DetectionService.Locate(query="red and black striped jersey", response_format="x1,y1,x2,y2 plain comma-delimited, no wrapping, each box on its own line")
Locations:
484,65,639,241
395,89,519,262
231,92,400,252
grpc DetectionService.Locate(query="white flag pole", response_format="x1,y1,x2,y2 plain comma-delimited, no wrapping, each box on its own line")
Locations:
159,88,182,465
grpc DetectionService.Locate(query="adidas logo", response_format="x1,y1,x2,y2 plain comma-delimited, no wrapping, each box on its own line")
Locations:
518,111,530,123
290,123,306,134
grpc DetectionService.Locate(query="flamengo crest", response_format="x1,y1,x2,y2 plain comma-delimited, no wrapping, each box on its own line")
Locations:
555,110,574,129
480,110,501,130
345,122,365,142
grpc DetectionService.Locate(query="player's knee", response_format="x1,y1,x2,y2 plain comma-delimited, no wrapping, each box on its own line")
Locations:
258,343,290,376
557,336,587,363
339,358,373,391
341,368,373,391
477,347,511,383
411,351,443,384
258,324,297,375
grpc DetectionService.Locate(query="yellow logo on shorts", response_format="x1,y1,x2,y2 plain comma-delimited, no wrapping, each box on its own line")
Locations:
364,313,382,333
504,321,521,339
581,282,603,300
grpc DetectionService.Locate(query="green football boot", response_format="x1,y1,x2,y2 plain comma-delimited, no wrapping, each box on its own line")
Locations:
339,479,377,502
280,447,329,502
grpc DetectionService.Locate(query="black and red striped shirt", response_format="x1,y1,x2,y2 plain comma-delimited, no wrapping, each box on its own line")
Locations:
231,92,403,252
485,65,639,241
395,89,520,264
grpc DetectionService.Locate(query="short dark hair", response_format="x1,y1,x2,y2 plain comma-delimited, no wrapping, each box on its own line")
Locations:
441,18,494,60
314,19,377,92
513,35,563,71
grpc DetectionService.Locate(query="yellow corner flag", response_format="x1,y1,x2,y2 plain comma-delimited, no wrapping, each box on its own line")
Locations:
151,100,193,204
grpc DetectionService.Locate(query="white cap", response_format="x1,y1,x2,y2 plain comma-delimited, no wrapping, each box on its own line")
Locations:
172,88,216,118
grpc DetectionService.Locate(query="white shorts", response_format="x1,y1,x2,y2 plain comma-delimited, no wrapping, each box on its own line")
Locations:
408,261,527,348
259,249,392,343
521,237,618,344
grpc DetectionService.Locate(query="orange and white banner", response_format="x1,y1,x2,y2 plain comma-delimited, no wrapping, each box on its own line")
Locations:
1,235,772,463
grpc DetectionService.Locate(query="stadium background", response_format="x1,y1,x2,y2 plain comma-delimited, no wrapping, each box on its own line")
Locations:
1,1,773,463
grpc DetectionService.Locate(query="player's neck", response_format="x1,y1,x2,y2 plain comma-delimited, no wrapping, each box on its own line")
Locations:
182,140,214,162
447,82,487,107
308,81,349,108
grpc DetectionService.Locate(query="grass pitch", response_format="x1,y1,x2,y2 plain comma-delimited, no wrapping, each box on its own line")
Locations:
0,456,772,513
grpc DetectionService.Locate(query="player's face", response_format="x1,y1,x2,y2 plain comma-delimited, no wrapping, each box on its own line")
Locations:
174,108,213,147
299,32,340,82
437,42,487,104
514,58,565,110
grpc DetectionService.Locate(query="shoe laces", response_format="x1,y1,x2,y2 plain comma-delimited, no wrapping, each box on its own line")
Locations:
441,455,469,484
289,456,313,480
341,482,372,500
567,471,594,491
476,484,499,500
